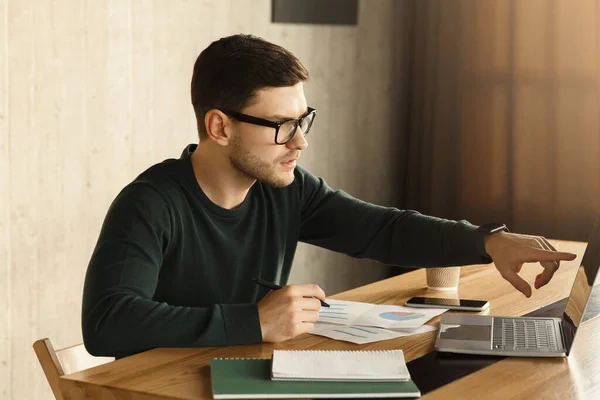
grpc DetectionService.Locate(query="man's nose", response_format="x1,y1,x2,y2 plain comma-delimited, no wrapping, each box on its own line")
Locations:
288,128,308,150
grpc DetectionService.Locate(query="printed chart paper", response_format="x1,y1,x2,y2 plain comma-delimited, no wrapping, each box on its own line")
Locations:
310,322,438,344
318,299,447,330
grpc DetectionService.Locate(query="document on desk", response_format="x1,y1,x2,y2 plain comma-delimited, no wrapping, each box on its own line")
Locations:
310,322,438,344
318,299,447,330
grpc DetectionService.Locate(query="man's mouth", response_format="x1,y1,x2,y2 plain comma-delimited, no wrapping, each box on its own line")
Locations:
280,159,297,168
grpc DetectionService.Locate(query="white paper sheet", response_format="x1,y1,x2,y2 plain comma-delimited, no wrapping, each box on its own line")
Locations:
271,349,410,381
310,322,438,344
318,299,447,330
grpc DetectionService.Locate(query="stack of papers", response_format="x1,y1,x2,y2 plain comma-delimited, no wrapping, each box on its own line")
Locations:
311,299,447,344
271,349,411,381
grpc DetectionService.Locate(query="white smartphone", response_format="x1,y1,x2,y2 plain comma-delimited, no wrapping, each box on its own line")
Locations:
405,296,490,312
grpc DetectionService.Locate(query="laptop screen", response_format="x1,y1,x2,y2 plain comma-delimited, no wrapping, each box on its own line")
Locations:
562,217,600,351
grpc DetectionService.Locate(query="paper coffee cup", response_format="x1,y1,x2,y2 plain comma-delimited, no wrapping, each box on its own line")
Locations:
426,267,461,291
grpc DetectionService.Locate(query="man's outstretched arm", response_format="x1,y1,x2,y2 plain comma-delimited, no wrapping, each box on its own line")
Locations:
297,167,490,267
297,167,577,295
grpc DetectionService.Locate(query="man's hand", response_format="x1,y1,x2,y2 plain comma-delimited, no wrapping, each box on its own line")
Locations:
484,232,577,297
257,284,326,342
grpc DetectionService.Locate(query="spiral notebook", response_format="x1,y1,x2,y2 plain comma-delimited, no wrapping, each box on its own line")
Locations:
271,350,411,381
210,350,420,399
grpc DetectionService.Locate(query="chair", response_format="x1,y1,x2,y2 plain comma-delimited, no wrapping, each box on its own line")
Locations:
33,338,114,400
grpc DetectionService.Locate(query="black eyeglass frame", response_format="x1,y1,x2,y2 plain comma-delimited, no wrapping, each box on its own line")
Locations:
220,107,316,145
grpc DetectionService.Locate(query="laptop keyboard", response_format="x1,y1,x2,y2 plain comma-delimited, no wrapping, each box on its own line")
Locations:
492,318,559,352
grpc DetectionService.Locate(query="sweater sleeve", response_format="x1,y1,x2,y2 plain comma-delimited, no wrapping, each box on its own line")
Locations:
297,167,492,267
81,183,262,358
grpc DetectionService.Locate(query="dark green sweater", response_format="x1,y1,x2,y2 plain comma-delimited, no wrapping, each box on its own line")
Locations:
82,144,491,358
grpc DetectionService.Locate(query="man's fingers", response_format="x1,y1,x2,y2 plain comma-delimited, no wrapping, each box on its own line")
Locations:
526,248,577,263
297,311,319,324
531,237,559,289
315,286,327,301
298,297,322,311
535,237,558,266
538,237,557,252
500,267,532,297
520,234,575,263
535,262,559,289
287,284,327,301
298,322,316,335
491,234,577,296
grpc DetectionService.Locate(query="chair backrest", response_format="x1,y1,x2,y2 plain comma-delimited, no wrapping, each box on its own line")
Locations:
33,338,114,400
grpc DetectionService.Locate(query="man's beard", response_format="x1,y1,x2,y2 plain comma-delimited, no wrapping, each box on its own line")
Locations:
229,136,295,188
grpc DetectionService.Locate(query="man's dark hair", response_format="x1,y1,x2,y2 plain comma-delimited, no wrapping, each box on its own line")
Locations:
191,34,309,138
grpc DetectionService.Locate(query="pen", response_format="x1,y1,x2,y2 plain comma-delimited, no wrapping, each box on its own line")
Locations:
253,277,330,307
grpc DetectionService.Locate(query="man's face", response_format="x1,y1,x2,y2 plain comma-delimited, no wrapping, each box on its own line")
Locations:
228,83,309,188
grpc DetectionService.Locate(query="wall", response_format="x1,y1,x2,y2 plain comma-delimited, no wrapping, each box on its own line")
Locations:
399,0,600,241
0,1,408,398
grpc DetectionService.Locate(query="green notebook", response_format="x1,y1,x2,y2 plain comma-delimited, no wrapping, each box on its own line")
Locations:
210,358,421,399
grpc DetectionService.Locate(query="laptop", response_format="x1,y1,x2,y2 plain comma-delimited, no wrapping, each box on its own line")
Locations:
435,216,600,357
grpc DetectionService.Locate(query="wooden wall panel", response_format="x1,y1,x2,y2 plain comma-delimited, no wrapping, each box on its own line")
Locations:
1,0,10,398
8,0,44,398
2,1,404,398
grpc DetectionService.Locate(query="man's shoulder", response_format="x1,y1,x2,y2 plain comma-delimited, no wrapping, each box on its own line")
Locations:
292,165,328,196
117,157,185,207
292,164,318,186
135,157,181,185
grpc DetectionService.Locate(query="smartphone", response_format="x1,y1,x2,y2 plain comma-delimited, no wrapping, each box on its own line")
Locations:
405,296,490,311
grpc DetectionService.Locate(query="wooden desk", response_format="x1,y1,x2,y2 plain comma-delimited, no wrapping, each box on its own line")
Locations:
60,240,599,400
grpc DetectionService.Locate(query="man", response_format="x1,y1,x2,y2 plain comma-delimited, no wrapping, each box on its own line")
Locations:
82,34,576,358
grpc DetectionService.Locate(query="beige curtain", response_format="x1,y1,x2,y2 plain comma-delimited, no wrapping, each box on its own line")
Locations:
398,0,600,242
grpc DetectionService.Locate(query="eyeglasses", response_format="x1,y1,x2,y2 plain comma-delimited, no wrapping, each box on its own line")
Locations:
220,107,316,145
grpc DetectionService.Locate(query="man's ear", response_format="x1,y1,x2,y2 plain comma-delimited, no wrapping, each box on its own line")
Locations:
204,109,233,146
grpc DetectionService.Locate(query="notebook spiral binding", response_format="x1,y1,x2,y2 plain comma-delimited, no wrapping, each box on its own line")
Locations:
274,350,401,354
213,350,403,361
